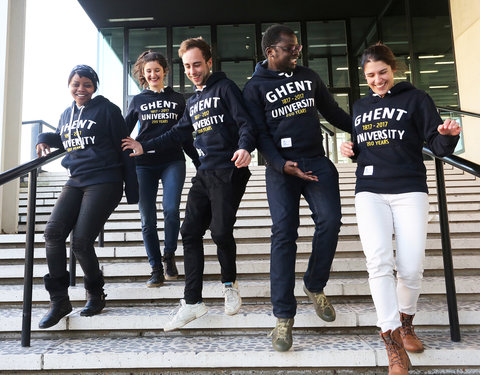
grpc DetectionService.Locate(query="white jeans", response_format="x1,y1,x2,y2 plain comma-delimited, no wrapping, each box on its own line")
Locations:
355,191,429,332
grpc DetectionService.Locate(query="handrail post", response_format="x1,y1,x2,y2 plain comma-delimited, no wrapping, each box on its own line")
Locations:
21,169,38,347
435,158,461,342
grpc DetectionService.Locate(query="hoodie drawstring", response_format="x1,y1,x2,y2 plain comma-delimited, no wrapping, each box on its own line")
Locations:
67,104,86,149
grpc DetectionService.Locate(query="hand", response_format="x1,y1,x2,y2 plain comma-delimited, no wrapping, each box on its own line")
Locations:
340,141,355,158
121,137,144,156
231,149,251,168
36,143,51,158
283,160,318,181
437,118,461,136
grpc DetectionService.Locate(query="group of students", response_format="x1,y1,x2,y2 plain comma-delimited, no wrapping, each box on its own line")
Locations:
35,24,460,375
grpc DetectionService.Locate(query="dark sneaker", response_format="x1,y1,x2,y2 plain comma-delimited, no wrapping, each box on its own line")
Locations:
146,267,165,287
268,318,294,352
303,284,336,322
163,253,178,280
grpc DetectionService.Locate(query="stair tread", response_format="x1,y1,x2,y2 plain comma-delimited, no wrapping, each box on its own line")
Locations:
1,331,479,371
1,299,479,332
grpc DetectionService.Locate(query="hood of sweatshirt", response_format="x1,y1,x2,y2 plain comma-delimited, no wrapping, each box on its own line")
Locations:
251,60,298,80
366,81,416,103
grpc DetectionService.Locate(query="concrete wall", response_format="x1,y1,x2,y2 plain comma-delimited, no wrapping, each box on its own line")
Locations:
450,0,480,164
0,0,26,233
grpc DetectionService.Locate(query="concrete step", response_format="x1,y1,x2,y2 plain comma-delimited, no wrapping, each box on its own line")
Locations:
0,277,478,304
1,331,479,372
2,254,480,280
2,237,479,261
1,300,479,336
1,298,478,333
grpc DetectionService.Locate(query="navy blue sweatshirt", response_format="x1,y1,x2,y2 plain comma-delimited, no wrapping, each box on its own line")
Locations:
37,95,138,203
125,87,199,166
352,82,459,194
141,72,256,170
243,61,352,173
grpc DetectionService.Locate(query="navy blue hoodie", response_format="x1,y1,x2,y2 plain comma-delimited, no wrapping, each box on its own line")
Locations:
125,87,199,166
141,72,256,170
243,61,351,173
37,95,138,203
352,82,459,194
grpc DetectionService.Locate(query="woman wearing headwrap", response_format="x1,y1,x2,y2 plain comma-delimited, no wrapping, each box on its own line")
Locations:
35,65,138,328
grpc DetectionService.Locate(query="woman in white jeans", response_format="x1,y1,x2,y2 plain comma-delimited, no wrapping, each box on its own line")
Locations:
341,43,460,375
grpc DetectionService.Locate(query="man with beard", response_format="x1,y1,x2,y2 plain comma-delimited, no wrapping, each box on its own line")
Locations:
243,24,352,352
122,37,256,330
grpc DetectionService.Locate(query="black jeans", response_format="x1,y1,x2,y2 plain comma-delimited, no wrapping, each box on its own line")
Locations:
181,167,251,304
44,182,123,294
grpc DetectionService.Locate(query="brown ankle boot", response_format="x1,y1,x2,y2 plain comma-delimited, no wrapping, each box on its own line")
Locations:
400,312,424,353
380,327,411,375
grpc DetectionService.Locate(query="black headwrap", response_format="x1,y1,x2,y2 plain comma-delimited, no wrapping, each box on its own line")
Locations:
68,64,99,91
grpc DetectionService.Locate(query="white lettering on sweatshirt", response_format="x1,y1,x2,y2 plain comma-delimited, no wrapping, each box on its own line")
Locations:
354,107,407,126
189,97,221,116
59,119,96,134
265,80,313,103
140,100,178,111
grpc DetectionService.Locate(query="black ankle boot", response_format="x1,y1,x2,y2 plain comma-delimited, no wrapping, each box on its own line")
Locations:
146,267,165,287
163,253,178,280
80,292,107,317
39,297,72,329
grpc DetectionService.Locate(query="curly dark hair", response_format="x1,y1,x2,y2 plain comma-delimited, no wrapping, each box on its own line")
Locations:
132,51,168,89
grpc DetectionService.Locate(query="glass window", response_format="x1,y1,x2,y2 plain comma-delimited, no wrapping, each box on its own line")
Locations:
308,57,329,85
217,24,256,60
220,61,254,90
412,14,459,107
307,21,347,56
172,61,193,94
98,28,124,109
332,56,349,87
128,28,167,96
173,26,211,50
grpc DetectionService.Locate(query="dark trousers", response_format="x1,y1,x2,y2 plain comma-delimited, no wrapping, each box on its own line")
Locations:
44,182,123,295
181,167,251,304
266,157,342,318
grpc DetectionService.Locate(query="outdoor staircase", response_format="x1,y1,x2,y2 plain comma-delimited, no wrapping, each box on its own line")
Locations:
0,161,479,374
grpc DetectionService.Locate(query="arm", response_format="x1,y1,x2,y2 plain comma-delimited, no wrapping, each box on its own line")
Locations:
124,97,139,135
108,105,139,204
242,84,287,173
315,76,352,134
181,136,200,168
36,118,65,157
420,95,460,157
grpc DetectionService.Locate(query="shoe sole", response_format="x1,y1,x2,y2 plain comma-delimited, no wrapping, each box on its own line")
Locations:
146,282,164,288
303,285,336,322
164,274,178,281
164,307,208,332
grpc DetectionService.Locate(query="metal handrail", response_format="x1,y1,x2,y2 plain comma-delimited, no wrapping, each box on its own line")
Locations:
422,145,480,343
437,106,480,119
0,149,65,185
0,148,104,346
0,149,64,347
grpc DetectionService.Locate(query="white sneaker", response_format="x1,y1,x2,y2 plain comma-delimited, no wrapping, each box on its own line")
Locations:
163,299,208,332
223,281,241,315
